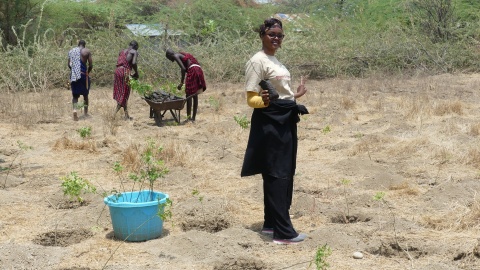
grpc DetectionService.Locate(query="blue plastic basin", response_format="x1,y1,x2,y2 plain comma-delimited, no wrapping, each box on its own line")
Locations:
104,190,169,242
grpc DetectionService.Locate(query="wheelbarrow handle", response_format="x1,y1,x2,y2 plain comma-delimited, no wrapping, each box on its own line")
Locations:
185,93,197,100
182,93,197,105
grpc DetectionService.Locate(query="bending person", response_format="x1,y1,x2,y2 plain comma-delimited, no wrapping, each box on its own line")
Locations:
166,49,206,123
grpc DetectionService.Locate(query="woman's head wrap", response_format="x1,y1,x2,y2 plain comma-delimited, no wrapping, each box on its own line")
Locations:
258,18,283,37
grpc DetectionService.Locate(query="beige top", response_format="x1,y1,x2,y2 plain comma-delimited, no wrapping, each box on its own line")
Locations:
245,51,294,101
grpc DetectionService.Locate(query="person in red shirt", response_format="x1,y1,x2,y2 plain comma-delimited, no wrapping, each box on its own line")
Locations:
166,49,206,123
113,40,139,120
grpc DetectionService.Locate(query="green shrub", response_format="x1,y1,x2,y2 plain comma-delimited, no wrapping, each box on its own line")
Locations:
61,172,97,203
77,126,92,138
129,77,153,97
234,115,250,129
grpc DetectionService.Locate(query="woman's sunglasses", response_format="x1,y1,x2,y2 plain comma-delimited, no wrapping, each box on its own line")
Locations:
266,33,285,39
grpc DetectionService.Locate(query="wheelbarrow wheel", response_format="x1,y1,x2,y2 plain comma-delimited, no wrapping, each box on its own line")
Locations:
153,111,162,126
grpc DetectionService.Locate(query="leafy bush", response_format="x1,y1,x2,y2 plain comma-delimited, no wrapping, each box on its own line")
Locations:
77,126,92,138
129,77,153,97
234,115,250,129
311,244,332,270
61,172,97,203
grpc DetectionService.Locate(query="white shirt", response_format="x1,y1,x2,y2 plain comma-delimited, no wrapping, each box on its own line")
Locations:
245,51,294,101
68,47,82,82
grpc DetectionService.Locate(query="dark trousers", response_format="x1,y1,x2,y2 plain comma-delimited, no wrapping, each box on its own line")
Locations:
262,173,297,239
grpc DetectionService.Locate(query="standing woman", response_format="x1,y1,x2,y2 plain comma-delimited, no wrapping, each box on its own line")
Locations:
166,49,206,123
241,18,308,244
113,40,139,120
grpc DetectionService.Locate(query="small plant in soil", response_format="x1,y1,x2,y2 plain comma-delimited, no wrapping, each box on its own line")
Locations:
208,96,221,111
373,191,414,263
77,126,92,139
310,244,332,270
354,132,364,139
341,178,352,223
234,114,250,129
192,189,206,225
61,171,96,203
2,141,32,189
322,125,331,134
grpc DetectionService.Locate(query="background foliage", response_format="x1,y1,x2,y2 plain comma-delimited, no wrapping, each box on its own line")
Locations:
1,0,479,92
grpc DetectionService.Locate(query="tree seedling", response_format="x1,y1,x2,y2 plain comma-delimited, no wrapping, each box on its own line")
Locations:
109,139,169,203
192,189,206,225
322,125,331,134
234,114,250,129
77,126,92,138
208,96,221,111
354,132,364,139
61,171,96,203
310,244,332,270
373,191,414,264
341,178,351,223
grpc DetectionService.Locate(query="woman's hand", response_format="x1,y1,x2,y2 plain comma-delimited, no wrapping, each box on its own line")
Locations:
294,76,307,99
177,83,183,90
261,89,270,105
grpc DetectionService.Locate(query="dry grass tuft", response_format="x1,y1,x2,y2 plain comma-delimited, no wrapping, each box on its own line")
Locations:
99,104,121,136
121,143,141,171
159,140,192,167
401,95,432,120
350,135,394,156
422,214,452,231
463,148,480,169
422,198,480,231
433,100,463,116
53,136,97,152
439,118,460,136
340,97,355,110
457,199,480,230
420,202,466,231
389,181,420,195
0,91,67,127
373,98,385,111
468,123,480,136
432,147,452,165
386,138,429,158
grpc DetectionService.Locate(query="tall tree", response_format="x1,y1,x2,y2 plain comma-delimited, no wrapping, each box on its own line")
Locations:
0,0,37,46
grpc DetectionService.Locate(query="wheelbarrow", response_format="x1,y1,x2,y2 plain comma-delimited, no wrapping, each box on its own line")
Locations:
143,94,194,126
